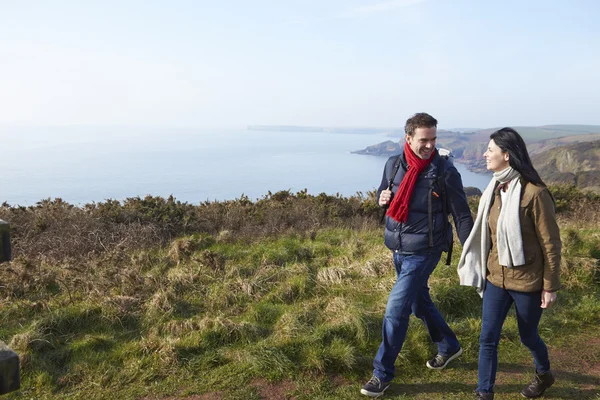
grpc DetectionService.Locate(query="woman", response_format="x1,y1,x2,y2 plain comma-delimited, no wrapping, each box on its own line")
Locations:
457,128,561,399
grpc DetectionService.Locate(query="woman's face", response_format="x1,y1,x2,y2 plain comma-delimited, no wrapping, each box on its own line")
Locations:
483,139,510,172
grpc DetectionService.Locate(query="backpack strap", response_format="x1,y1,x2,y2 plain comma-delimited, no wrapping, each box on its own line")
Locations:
387,155,403,192
437,159,452,266
380,155,403,223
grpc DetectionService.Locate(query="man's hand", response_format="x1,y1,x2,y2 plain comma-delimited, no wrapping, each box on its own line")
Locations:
379,189,393,207
541,290,557,309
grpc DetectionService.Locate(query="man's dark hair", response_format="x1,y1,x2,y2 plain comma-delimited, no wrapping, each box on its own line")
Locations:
490,127,545,186
405,113,438,136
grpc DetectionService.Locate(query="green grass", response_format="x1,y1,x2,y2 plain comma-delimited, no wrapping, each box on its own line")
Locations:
2,222,600,399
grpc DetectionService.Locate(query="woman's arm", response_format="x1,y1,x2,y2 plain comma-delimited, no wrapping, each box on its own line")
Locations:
532,188,562,292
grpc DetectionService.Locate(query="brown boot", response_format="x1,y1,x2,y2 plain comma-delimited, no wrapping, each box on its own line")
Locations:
521,370,555,398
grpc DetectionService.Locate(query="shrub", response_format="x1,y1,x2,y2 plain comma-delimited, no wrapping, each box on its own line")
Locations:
0,192,381,264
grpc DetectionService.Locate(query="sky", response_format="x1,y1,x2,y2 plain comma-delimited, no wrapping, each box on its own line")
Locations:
1,0,599,130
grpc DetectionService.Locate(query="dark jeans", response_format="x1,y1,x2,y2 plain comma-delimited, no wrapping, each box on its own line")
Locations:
373,251,460,382
477,281,550,393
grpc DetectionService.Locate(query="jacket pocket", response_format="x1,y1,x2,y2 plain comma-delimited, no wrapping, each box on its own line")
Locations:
510,255,541,283
510,265,537,281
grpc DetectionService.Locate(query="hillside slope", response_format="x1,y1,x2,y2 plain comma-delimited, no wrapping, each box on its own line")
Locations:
533,140,600,193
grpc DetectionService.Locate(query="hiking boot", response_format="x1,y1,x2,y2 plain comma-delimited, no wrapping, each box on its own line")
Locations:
521,370,555,398
360,375,391,397
475,391,494,399
426,347,463,370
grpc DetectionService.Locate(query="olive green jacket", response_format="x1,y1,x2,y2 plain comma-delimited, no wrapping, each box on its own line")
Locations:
486,180,561,292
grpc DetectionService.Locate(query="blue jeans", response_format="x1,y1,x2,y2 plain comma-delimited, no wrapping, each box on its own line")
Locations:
373,251,460,381
477,281,550,393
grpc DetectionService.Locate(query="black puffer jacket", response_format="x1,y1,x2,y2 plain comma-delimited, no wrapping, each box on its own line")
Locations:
377,149,474,254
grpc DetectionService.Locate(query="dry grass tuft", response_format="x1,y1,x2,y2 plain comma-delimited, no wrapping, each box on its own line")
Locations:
316,266,348,285
104,295,141,315
323,297,369,343
560,256,599,289
161,318,203,336
146,289,177,316
273,303,322,340
166,265,201,287
9,331,35,352
168,238,195,265
193,316,266,346
168,234,216,265
216,230,232,242
323,297,350,317
358,252,391,277
138,334,180,367
226,263,282,301
376,276,396,293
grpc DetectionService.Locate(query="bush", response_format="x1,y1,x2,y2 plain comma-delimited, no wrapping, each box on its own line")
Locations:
0,191,381,265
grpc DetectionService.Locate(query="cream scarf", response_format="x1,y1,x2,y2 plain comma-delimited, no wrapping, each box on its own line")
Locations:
457,167,524,296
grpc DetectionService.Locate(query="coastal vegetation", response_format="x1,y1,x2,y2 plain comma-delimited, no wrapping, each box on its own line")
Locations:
0,186,599,399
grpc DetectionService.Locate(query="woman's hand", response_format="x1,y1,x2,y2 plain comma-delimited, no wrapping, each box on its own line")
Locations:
541,290,557,309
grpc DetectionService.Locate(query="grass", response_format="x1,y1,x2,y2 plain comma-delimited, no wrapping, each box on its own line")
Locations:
1,190,599,399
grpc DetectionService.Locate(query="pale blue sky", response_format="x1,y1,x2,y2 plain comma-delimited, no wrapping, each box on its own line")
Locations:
1,0,599,129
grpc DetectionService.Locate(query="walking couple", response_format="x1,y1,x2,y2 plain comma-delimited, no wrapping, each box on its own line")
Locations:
361,113,561,399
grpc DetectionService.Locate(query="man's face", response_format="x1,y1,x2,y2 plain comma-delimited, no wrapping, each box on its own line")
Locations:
406,127,437,159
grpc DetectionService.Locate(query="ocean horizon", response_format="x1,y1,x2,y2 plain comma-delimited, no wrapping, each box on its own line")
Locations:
0,126,491,206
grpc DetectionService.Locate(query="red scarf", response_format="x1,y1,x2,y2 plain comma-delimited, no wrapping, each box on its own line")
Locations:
386,142,435,223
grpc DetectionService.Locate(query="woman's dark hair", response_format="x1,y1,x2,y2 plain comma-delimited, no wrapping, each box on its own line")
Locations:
490,127,545,186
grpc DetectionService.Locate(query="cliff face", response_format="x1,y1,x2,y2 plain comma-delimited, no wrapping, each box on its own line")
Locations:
533,140,600,193
458,142,488,172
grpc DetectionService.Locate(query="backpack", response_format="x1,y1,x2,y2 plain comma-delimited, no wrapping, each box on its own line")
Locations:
383,148,454,265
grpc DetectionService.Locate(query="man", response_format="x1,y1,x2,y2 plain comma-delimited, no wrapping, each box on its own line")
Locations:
361,113,474,397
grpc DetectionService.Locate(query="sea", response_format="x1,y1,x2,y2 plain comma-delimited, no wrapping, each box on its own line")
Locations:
0,127,492,206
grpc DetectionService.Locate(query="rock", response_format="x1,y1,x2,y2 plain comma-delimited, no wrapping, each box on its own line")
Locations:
0,341,20,395
464,186,483,197
0,219,10,263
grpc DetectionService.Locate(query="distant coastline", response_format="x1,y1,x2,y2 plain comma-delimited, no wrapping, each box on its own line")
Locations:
247,125,403,135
